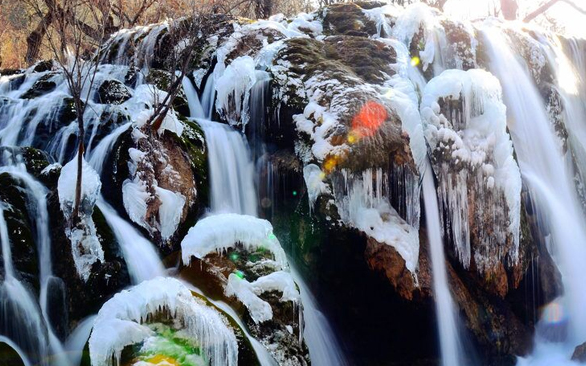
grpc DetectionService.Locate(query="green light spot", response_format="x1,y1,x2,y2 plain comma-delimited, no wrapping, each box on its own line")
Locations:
229,253,239,262
292,190,298,196
268,233,277,240
234,270,245,279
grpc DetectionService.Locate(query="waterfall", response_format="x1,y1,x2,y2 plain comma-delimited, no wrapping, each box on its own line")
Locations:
186,75,347,365
483,27,586,361
289,266,347,366
0,201,51,366
183,77,206,119
422,162,464,366
95,199,166,283
0,157,71,366
64,315,97,366
87,127,166,285
197,119,258,216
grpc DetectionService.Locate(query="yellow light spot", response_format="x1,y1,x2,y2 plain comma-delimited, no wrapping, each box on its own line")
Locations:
411,56,420,67
146,355,180,366
319,172,326,180
323,156,338,173
347,133,357,144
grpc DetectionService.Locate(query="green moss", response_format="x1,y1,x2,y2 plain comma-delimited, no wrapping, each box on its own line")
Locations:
321,3,378,37
177,119,209,207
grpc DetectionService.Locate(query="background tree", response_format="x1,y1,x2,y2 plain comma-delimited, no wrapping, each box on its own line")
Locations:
26,0,111,223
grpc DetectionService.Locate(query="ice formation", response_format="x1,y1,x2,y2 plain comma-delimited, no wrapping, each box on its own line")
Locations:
58,155,105,281
181,214,302,324
215,56,257,129
181,213,287,269
421,69,522,270
303,164,330,209
333,169,420,273
225,271,300,324
122,132,187,241
89,277,238,366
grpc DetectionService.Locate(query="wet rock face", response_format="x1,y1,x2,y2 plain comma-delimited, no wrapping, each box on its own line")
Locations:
0,173,40,289
0,341,27,366
96,79,131,105
365,236,420,300
573,342,586,362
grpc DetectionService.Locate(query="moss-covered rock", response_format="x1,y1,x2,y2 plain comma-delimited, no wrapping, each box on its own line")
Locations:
321,3,378,37
145,69,190,117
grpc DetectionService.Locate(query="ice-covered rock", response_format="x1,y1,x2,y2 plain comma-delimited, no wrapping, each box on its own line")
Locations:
89,277,238,366
58,155,105,281
421,69,522,273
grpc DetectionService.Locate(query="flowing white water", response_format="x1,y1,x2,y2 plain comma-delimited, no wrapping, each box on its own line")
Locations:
64,315,97,366
483,27,586,361
538,35,586,208
197,119,258,216
87,130,166,285
0,203,50,366
183,77,206,119
422,162,464,366
0,157,71,366
189,81,346,364
95,199,165,284
289,266,347,366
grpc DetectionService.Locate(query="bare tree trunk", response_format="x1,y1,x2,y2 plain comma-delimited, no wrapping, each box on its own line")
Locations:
26,10,54,65
72,103,85,224
500,0,519,20
524,0,585,22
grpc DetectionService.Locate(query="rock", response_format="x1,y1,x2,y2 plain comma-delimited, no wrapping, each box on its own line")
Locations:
321,3,378,37
0,341,27,366
365,236,420,300
20,74,57,99
145,69,190,117
0,173,39,290
32,60,54,73
180,236,310,365
0,68,23,77
47,188,130,324
96,79,131,105
105,123,204,253
572,342,586,362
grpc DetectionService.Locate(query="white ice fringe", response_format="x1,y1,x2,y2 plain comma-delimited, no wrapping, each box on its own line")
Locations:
181,213,288,269
89,277,238,366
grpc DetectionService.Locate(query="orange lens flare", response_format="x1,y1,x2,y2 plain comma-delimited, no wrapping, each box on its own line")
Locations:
323,156,338,174
351,101,387,138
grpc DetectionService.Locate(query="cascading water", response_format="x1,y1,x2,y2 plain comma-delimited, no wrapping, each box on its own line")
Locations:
0,203,50,366
0,154,71,366
422,162,464,366
197,119,258,216
86,125,166,284
483,26,586,363
183,77,347,365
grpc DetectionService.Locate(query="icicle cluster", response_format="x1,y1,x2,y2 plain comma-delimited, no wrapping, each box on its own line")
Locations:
89,277,238,366
421,69,522,271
